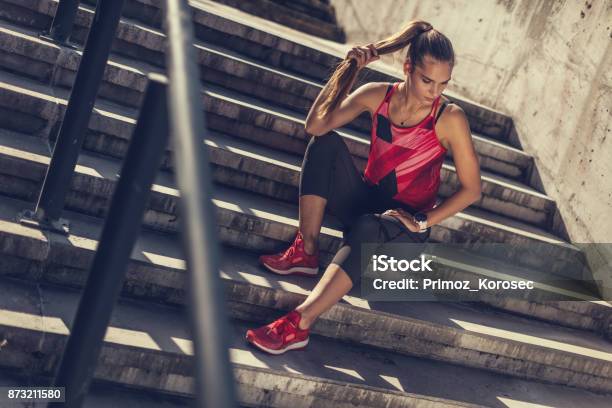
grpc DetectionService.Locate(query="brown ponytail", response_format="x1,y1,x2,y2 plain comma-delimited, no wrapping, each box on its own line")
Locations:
318,20,455,117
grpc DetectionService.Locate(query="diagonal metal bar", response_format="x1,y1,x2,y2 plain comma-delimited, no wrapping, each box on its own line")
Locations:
163,1,238,407
21,0,125,234
48,74,169,408
40,0,81,47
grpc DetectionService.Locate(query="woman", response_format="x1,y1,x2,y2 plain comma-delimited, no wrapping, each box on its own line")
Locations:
246,20,482,355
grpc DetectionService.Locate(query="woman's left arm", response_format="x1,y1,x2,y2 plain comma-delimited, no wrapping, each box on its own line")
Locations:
425,105,482,228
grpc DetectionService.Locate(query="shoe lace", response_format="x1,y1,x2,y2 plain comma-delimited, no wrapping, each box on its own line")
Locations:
266,316,296,336
282,236,301,259
284,245,296,258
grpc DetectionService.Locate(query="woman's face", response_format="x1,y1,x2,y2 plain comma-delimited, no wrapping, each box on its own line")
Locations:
403,55,453,104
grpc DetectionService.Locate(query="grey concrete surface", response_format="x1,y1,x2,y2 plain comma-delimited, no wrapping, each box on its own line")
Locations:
0,194,610,390
0,14,532,184
0,0,515,140
0,64,560,231
0,188,605,334
0,187,602,319
0,125,590,280
208,0,345,41
1,279,612,405
0,280,485,407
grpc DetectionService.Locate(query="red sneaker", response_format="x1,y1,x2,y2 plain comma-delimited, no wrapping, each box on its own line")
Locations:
259,231,319,276
245,310,310,355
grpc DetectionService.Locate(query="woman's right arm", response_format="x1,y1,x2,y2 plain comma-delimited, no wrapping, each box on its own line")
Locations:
305,81,385,136
304,44,383,136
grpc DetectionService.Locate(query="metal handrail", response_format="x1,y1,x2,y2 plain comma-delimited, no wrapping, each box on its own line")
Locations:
164,1,238,407
40,0,81,46
33,0,236,408
21,0,125,234
48,75,169,408
37,0,238,406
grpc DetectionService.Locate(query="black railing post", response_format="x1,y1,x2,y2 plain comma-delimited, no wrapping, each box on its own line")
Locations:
20,0,125,235
47,75,169,408
164,1,238,407
40,0,81,46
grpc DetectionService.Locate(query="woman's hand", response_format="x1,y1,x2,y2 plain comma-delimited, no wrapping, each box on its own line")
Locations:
382,208,421,233
346,44,379,69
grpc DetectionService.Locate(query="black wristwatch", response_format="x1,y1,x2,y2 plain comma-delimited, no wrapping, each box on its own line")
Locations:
412,212,428,233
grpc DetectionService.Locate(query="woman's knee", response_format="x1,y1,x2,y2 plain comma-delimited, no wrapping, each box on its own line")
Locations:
333,215,387,288
344,214,382,244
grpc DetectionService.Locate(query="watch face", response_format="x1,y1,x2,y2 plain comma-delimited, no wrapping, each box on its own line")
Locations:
414,212,427,222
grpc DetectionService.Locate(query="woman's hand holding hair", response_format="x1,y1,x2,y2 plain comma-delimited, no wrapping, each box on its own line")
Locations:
304,44,381,135
382,208,421,233
346,44,380,69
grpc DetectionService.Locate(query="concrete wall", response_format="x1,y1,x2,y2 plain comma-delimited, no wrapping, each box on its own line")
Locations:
331,0,611,244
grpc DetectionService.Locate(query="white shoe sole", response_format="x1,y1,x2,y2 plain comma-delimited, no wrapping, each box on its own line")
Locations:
249,337,310,355
262,263,319,276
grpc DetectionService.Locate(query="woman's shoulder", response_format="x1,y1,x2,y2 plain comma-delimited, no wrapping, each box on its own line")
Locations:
437,95,465,122
352,82,393,113
435,96,470,145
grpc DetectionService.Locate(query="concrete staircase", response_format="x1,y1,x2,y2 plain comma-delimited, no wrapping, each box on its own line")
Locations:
209,0,346,42
0,0,610,406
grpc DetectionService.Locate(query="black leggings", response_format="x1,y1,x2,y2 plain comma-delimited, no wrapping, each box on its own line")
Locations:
299,132,431,286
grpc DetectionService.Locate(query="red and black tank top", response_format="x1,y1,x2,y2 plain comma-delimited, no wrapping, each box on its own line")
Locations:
363,83,448,212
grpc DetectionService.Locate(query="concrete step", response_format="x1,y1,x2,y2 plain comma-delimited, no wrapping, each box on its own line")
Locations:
0,20,527,208
0,278,612,400
0,279,486,408
206,0,346,41
0,17,535,186
0,20,372,134
0,0,517,145
0,178,606,338
0,70,557,233
268,0,340,24
0,126,591,281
